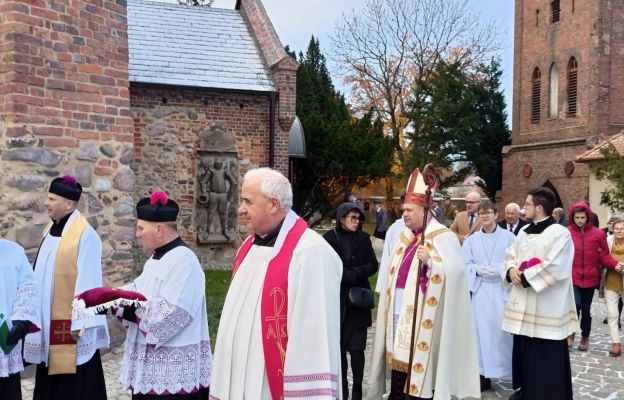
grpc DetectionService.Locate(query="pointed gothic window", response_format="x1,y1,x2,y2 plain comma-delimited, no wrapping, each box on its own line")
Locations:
549,63,559,119
567,58,578,117
531,68,541,124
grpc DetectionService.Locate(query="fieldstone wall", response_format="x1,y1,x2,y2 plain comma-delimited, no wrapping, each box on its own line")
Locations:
0,1,135,290
130,84,282,268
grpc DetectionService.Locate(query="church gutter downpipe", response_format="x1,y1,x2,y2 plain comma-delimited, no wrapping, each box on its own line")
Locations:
269,91,277,168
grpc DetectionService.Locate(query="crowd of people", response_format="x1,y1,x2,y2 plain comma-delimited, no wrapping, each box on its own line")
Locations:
2,166,624,400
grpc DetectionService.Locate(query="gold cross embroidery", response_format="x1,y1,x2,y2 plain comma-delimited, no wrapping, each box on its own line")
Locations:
54,321,72,343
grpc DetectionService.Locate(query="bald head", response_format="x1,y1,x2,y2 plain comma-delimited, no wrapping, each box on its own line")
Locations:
504,203,521,224
552,207,565,222
464,191,482,213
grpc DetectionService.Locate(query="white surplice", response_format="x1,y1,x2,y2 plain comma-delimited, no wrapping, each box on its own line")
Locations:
462,227,516,378
24,210,109,366
502,222,578,339
118,244,212,395
375,218,406,294
0,240,40,377
210,210,342,400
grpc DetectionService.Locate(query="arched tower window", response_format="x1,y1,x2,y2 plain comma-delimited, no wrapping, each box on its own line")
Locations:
567,57,578,117
531,68,541,124
549,63,559,119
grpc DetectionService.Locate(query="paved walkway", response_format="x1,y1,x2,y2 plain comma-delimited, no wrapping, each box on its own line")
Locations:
20,238,624,399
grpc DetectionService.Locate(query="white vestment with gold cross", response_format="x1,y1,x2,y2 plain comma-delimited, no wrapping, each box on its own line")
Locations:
367,218,480,399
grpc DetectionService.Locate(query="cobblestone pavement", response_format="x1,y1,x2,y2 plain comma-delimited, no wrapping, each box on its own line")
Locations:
20,239,624,399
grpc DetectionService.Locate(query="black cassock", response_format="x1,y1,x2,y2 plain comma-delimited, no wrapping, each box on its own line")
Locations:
0,372,22,400
33,350,107,400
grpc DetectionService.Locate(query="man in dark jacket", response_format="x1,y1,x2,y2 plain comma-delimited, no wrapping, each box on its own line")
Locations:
567,202,619,351
374,201,388,241
497,202,527,236
324,202,378,400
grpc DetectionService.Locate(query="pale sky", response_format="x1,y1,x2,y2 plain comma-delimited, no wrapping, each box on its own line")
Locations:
156,0,515,120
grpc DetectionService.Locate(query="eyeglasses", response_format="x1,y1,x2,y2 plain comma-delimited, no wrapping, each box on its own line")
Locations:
477,211,495,216
349,215,361,222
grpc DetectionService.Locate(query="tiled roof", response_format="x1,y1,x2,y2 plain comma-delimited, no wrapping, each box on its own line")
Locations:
576,132,624,162
127,0,276,92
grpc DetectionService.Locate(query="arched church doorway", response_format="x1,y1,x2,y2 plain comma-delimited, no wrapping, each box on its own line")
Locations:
542,180,563,208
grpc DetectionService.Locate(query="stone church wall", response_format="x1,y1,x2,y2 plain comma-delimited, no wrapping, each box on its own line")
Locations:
130,84,283,268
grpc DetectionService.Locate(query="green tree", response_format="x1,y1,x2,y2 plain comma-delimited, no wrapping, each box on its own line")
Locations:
178,0,213,5
593,143,624,211
290,37,394,222
405,59,510,197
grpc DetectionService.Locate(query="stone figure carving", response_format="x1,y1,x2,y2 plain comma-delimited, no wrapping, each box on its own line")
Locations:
197,157,236,242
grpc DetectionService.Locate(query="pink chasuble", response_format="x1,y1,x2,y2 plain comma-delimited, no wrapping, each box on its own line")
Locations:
232,218,308,400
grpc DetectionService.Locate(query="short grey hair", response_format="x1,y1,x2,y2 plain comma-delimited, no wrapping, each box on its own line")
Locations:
505,203,521,213
244,167,293,210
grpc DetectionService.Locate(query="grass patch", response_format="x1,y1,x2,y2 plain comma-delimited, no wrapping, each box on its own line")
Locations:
205,270,231,345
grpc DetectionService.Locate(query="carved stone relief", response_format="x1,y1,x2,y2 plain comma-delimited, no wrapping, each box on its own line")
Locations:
196,124,238,244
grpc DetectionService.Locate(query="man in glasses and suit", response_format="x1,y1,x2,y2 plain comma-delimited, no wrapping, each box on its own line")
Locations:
450,191,482,244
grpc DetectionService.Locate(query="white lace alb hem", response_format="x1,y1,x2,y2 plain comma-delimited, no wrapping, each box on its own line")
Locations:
121,340,212,395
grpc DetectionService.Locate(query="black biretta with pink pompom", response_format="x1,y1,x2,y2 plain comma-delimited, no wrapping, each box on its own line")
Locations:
49,175,82,201
136,191,179,222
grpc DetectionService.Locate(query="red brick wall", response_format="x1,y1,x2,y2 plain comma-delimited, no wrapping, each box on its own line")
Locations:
0,0,133,143
131,84,286,267
237,0,297,174
512,0,595,143
500,141,589,209
0,0,135,289
503,0,624,215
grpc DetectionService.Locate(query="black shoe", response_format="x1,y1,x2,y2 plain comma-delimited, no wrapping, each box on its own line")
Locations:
509,389,524,400
603,317,608,324
480,375,492,391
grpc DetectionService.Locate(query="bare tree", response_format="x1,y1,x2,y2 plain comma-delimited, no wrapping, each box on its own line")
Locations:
330,0,504,155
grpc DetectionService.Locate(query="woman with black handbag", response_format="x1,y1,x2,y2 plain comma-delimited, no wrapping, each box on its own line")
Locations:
323,202,378,400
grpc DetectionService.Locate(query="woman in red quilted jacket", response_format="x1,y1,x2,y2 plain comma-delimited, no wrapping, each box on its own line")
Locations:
567,202,618,351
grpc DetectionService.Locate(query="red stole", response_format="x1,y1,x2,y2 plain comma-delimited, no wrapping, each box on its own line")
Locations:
232,218,308,400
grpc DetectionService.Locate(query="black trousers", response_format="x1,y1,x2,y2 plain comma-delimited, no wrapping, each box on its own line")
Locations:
341,350,364,400
132,387,209,400
573,285,596,337
388,370,433,400
512,335,573,400
33,350,107,400
0,372,21,400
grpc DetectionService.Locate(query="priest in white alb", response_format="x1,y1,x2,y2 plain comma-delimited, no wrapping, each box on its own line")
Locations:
24,176,109,400
0,239,40,400
367,167,480,400
116,191,212,399
210,167,342,400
